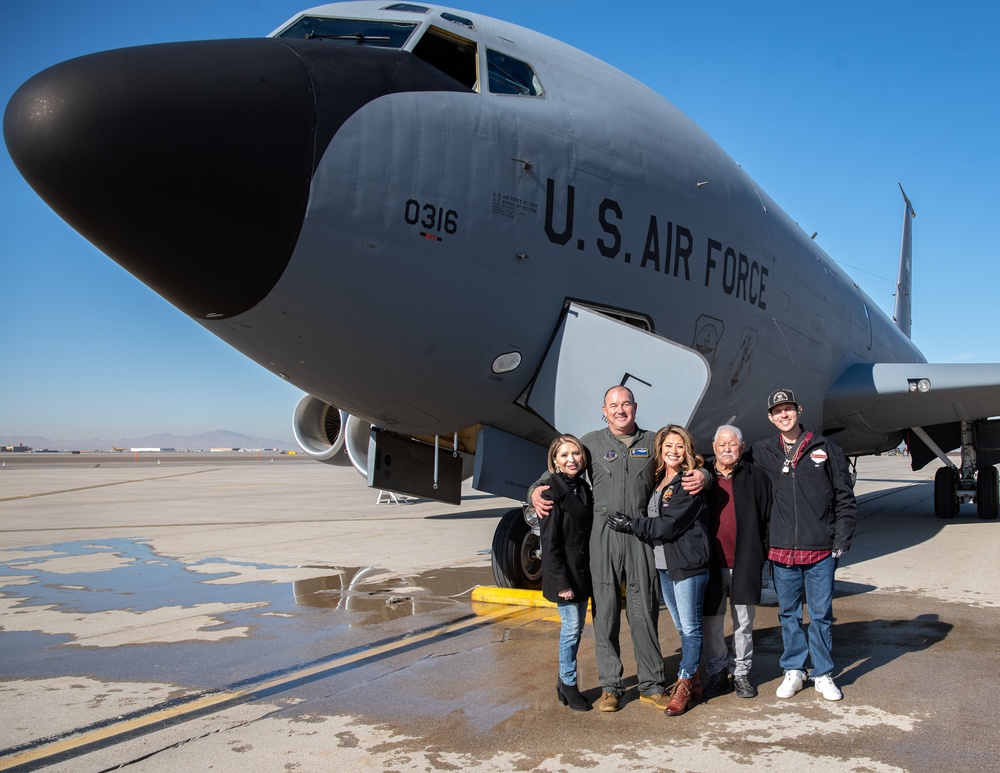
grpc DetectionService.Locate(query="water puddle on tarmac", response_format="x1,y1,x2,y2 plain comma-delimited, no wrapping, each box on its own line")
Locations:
292,564,494,618
0,538,496,669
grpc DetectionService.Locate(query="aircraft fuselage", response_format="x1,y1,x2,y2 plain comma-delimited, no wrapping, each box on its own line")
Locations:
5,1,925,458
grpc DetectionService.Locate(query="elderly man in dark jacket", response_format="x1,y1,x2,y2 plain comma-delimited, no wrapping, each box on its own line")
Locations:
701,424,771,700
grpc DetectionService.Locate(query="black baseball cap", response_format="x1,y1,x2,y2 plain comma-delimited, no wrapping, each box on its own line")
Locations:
767,389,798,411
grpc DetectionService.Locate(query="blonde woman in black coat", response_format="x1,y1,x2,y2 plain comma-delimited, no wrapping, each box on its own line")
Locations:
539,434,594,712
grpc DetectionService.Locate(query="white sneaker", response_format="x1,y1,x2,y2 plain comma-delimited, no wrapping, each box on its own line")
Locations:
813,674,843,701
776,669,806,698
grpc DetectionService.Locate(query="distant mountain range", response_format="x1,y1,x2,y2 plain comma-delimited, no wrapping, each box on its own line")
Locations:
1,429,295,452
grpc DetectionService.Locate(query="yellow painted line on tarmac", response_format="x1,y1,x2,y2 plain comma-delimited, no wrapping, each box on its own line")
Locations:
0,690,245,771
0,604,533,772
249,603,532,695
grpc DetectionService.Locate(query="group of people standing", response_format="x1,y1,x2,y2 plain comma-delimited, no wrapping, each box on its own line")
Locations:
529,385,857,715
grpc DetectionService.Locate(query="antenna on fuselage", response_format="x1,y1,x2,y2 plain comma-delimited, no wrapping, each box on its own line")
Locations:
893,183,916,339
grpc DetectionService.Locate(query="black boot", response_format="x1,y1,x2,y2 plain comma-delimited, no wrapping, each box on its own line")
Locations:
558,679,591,711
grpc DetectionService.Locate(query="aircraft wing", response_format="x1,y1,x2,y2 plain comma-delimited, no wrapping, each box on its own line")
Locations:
825,362,1000,436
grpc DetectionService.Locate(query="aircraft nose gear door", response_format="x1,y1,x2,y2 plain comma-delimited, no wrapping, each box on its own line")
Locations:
524,303,711,437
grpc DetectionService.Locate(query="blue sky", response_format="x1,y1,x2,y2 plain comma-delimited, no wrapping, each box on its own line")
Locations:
3,1,999,443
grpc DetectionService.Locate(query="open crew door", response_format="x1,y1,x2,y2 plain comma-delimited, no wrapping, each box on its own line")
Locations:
524,303,711,435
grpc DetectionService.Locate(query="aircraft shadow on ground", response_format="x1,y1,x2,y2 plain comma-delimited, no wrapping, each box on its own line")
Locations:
700,614,953,692
841,480,997,566
573,609,952,705
425,507,515,521
832,579,877,598
459,493,512,502
832,614,953,686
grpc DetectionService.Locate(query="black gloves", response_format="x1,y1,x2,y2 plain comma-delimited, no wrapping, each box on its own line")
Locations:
607,511,634,534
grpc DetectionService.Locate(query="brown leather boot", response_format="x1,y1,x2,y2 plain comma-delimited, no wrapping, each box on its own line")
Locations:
665,677,696,716
691,671,703,701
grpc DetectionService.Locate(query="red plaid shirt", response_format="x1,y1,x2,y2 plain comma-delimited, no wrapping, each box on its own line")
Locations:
768,547,832,566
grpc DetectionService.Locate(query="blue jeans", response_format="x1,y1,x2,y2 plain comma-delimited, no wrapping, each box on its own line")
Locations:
658,568,709,680
557,600,588,685
772,555,835,677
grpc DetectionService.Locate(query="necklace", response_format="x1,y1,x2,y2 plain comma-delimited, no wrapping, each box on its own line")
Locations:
781,435,797,473
780,432,810,474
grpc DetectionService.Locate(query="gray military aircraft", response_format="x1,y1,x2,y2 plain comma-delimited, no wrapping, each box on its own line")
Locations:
6,1,1000,589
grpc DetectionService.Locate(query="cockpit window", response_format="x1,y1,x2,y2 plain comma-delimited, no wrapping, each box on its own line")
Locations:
412,26,478,90
276,16,418,48
441,12,475,30
382,3,430,12
487,49,543,96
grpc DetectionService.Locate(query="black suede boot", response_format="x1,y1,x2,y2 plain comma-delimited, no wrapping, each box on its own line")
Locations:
558,679,591,711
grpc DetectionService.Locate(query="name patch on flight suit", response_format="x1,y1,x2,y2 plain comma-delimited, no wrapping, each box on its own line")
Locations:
630,448,649,457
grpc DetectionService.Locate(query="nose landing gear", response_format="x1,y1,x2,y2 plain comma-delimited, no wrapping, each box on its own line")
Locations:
491,506,543,589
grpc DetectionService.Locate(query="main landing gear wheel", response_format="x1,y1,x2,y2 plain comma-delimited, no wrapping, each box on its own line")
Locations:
976,467,999,520
491,507,542,590
933,467,959,519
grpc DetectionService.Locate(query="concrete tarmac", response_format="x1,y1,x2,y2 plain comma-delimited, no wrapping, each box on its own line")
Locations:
1,454,999,772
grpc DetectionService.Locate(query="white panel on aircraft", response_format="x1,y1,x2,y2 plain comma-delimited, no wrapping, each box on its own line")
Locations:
526,303,711,437
473,426,548,501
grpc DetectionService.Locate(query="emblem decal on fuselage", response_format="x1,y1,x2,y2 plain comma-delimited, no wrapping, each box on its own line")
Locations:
723,326,759,396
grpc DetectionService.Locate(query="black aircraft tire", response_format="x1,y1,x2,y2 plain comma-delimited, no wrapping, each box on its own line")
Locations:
933,467,959,519
976,467,999,520
491,507,543,590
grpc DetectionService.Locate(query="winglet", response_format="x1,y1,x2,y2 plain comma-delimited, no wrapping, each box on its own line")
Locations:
893,183,916,338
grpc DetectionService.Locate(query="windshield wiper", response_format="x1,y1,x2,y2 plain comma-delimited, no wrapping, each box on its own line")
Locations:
304,31,390,43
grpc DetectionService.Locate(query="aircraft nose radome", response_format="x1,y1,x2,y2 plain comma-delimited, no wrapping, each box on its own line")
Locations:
3,39,316,320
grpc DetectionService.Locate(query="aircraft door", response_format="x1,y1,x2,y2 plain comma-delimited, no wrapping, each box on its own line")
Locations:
523,303,711,435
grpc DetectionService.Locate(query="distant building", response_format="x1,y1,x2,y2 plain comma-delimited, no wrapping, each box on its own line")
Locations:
2,445,32,452
210,447,238,452
129,448,161,453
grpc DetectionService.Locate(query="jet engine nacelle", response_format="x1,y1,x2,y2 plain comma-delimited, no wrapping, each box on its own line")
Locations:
292,394,345,463
292,394,382,477
293,394,481,487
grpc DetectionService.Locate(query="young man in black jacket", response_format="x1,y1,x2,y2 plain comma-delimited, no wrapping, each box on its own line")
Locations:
750,389,857,701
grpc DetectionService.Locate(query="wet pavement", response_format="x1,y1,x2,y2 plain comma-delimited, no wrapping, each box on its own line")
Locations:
1,455,999,771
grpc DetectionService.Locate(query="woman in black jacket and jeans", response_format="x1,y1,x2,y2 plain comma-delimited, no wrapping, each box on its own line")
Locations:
539,434,594,712
609,424,711,715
